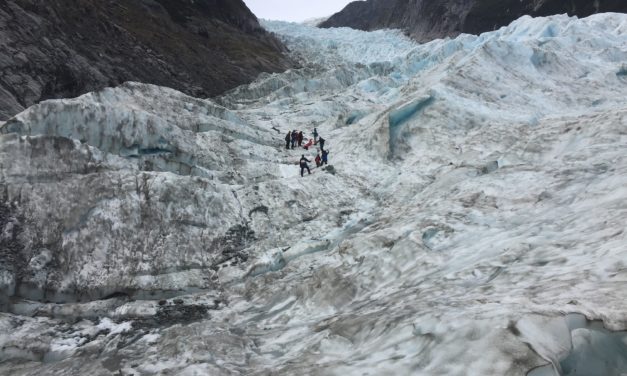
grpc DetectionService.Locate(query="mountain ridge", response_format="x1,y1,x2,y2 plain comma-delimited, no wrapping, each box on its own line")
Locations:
0,0,295,120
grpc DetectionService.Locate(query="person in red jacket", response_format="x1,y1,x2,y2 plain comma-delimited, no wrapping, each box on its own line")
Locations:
315,153,322,167
303,138,313,150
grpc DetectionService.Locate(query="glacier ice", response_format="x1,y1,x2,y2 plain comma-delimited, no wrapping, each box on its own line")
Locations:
523,314,627,376
1,12,627,376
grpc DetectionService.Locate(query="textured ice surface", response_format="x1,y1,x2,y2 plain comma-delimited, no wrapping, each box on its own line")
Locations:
1,13,627,376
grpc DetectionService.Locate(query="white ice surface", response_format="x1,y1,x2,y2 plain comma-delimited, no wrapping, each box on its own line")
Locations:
1,12,627,376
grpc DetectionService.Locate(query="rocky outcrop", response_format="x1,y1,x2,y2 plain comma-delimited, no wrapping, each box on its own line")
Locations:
0,0,294,120
319,0,627,42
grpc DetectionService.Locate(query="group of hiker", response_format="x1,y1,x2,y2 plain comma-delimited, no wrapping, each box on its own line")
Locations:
285,129,303,149
284,127,330,177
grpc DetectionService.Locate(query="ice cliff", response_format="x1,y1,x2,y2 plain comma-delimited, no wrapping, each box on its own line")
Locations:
1,13,627,376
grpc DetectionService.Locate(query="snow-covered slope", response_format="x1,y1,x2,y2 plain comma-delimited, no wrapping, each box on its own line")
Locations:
1,13,627,376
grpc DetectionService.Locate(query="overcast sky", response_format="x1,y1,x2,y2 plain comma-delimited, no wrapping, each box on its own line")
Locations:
243,0,355,22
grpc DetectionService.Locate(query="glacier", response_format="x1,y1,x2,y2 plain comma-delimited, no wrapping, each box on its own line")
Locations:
1,13,627,376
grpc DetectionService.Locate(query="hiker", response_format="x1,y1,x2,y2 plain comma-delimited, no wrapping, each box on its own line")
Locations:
315,153,322,167
321,149,329,165
297,131,304,147
299,155,311,177
291,130,298,149
303,138,314,150
285,131,291,149
313,128,319,144
318,137,326,152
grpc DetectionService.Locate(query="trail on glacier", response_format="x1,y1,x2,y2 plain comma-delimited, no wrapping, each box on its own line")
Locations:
1,12,627,376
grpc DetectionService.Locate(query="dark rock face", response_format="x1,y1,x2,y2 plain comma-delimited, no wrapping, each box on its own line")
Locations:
0,0,294,120
319,0,627,42
319,0,474,43
464,0,627,35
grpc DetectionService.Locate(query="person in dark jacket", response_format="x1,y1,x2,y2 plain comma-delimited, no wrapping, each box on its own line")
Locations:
318,137,326,152
291,130,298,149
299,155,311,177
285,131,291,149
315,153,322,167
321,149,329,165
297,131,304,147
313,128,319,144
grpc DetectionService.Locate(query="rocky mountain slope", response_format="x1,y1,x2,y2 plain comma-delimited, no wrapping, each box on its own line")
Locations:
319,0,627,42
1,12,627,376
0,0,294,121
